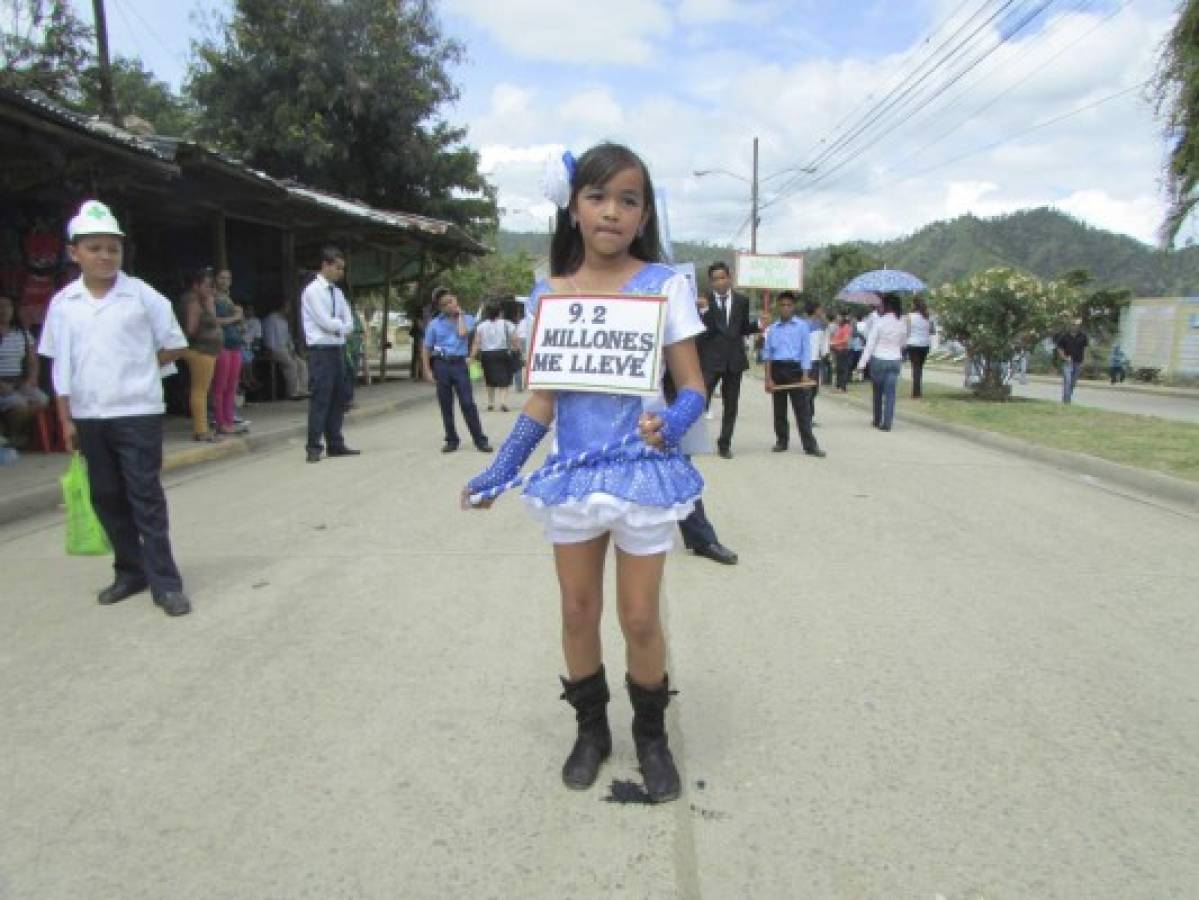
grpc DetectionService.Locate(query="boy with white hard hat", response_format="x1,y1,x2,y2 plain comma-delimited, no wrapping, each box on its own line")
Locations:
38,200,193,617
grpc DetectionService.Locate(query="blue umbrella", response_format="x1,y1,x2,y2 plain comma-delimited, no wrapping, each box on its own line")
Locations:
834,290,882,307
841,269,926,294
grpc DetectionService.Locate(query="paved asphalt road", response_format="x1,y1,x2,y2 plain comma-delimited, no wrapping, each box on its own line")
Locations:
921,365,1199,423
1,387,1196,899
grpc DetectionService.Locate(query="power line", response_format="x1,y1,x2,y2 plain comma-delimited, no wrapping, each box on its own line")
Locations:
767,0,1023,201
112,0,190,67
761,0,1064,213
878,0,1125,182
759,0,986,183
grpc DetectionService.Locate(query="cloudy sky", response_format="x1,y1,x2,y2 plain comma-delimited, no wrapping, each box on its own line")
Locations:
75,0,1182,249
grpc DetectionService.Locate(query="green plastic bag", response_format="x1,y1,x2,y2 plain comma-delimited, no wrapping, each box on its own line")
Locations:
468,359,483,382
61,452,111,556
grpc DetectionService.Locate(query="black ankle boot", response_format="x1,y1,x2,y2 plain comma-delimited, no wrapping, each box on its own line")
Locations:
627,673,681,803
559,666,612,790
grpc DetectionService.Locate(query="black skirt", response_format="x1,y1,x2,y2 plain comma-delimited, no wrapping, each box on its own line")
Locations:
480,349,513,387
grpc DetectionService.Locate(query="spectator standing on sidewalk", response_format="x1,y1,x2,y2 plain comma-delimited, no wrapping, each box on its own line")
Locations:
1109,343,1127,384
300,247,360,463
262,305,309,400
804,299,829,422
38,200,191,616
421,287,491,453
1055,318,1088,404
212,281,246,436
0,292,49,446
179,268,222,442
830,313,853,391
906,298,933,399
857,293,908,431
472,301,517,412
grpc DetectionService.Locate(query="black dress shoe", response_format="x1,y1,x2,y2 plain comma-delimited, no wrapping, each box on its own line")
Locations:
441,442,459,453
306,449,322,463
694,542,738,565
97,579,148,605
475,441,494,453
805,448,827,458
771,442,787,453
717,447,733,459
327,446,361,457
154,590,191,617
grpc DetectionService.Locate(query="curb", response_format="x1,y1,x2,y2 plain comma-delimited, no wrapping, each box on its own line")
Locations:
924,363,1199,400
0,391,431,528
828,390,1199,513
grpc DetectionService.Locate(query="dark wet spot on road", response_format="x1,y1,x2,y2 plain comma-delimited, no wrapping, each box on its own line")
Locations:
603,779,654,804
251,581,269,589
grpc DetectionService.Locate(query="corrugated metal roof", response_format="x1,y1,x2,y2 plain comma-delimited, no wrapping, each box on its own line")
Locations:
1,88,487,254
2,88,175,162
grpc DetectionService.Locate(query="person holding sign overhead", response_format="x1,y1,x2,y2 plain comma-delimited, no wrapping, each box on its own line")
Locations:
462,143,707,803
764,291,825,457
697,261,761,459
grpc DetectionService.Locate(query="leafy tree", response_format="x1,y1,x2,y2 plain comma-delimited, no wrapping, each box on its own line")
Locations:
1056,269,1131,343
188,0,497,238
1152,0,1199,246
0,0,93,100
438,251,535,311
933,267,1077,400
805,243,884,307
79,56,197,135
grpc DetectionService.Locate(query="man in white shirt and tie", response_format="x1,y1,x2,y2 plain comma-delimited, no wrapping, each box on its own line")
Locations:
300,246,359,463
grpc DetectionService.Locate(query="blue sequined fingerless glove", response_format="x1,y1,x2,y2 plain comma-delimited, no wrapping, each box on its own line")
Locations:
467,413,549,494
658,387,705,448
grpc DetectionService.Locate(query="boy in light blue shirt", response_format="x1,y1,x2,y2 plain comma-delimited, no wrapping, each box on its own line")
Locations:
763,292,824,458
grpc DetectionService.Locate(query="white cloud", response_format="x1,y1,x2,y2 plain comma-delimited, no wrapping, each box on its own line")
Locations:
455,2,1180,247
440,0,672,64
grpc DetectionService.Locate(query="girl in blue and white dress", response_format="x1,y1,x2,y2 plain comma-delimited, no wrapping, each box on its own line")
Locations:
463,143,707,803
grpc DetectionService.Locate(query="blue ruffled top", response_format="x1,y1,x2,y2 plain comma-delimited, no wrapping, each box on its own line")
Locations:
523,264,704,512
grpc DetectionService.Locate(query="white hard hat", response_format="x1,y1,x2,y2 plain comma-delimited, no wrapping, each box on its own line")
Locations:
67,200,124,240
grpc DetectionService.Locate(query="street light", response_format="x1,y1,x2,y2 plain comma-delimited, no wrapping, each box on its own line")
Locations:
694,143,818,253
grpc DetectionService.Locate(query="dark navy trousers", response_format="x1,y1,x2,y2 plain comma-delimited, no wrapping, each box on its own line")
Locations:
76,415,183,597
307,346,348,453
432,357,487,447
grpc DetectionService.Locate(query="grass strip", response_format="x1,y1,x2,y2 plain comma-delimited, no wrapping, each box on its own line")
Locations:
837,381,1199,483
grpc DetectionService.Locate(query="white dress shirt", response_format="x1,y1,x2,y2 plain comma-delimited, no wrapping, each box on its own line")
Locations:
907,312,932,347
476,318,514,351
300,274,352,347
859,313,909,367
39,272,187,419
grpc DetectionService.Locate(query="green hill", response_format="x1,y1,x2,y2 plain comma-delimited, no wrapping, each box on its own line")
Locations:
498,208,1199,297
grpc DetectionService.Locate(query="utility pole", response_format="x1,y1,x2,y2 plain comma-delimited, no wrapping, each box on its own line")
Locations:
91,0,119,124
750,135,759,254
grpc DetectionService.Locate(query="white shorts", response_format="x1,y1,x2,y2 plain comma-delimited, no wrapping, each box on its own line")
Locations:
544,516,676,556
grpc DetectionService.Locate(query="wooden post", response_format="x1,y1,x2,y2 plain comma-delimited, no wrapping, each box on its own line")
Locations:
379,250,394,382
282,230,297,342
91,0,119,124
212,212,228,271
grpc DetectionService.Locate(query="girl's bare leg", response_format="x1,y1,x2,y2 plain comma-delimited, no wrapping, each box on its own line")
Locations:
614,549,667,687
554,534,609,678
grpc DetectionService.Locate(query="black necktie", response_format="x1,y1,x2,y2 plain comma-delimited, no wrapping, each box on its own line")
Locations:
718,295,728,324
328,285,337,315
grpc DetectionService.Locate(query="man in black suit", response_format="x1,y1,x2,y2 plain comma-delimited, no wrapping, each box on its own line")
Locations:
697,261,761,459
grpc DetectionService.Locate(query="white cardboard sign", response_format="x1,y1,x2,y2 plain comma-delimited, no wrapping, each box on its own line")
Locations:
735,252,804,291
526,293,667,395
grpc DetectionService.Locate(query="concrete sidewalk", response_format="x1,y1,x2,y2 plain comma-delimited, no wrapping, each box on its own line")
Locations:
0,375,433,526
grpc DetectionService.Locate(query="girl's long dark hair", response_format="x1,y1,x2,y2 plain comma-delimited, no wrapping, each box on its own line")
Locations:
549,142,663,277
